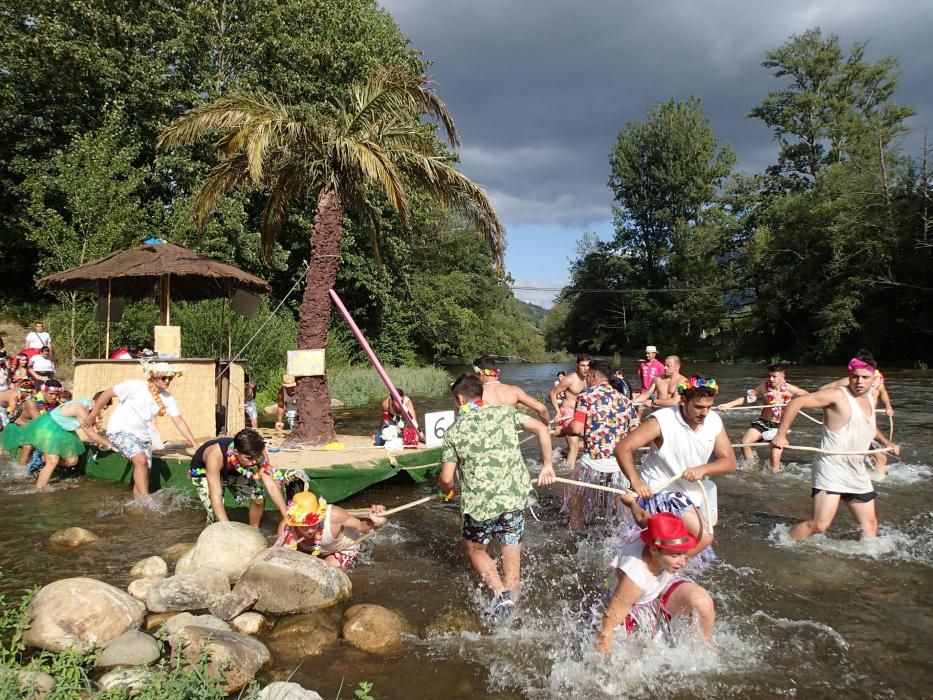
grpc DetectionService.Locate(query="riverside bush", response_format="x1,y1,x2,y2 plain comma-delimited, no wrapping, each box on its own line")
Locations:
327,365,451,408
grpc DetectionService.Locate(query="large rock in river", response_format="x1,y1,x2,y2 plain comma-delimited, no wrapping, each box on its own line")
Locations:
97,630,161,668
170,625,270,693
178,522,268,583
24,578,145,652
258,682,324,700
129,556,168,579
342,604,413,655
48,527,99,547
159,612,230,646
264,611,340,661
145,568,229,613
233,547,351,615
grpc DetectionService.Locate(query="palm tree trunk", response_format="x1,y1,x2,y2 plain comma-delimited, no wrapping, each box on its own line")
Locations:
291,188,343,444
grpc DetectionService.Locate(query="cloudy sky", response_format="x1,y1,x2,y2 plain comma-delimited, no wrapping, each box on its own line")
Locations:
380,1,933,308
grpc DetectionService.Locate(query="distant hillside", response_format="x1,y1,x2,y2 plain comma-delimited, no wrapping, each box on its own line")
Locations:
514,299,547,328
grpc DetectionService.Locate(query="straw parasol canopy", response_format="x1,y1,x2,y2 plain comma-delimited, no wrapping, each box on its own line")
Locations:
36,240,272,353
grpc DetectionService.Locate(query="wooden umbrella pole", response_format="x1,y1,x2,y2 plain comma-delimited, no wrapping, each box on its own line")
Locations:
105,279,112,358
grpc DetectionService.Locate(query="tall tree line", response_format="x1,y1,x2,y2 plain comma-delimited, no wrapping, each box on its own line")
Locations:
0,0,544,371
549,28,930,365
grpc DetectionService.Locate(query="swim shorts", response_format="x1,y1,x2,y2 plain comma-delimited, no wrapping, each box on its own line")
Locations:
750,419,780,441
106,431,153,469
462,510,525,546
811,488,877,503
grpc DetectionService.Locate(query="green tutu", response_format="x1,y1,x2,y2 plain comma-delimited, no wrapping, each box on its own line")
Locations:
2,421,26,458
19,413,85,460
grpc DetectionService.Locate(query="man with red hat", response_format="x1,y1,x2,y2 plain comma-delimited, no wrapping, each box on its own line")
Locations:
596,512,716,651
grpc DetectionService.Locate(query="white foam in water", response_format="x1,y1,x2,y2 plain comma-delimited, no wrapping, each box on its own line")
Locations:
93,487,196,518
749,610,848,650
873,461,932,485
768,520,933,565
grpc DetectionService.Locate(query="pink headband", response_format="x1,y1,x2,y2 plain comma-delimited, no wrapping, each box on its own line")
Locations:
847,358,873,372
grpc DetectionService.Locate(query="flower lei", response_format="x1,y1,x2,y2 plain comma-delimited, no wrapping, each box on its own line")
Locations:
764,381,792,418
459,398,485,415
284,522,323,557
148,378,166,417
34,392,47,415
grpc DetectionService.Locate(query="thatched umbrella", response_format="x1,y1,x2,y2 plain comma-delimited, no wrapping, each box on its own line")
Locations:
36,241,272,355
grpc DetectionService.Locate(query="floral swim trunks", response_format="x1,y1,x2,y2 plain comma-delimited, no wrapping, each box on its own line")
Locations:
193,476,265,523
462,509,525,546
106,431,153,469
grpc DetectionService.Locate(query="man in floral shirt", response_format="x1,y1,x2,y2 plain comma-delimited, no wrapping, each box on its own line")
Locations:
439,374,555,620
563,360,641,531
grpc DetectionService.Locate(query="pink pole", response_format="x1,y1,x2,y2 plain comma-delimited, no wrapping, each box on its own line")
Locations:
329,289,424,442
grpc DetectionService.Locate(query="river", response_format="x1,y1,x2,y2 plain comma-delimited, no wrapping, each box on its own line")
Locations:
1,361,931,698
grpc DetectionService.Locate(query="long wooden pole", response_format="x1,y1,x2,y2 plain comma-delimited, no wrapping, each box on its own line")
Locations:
105,279,112,358
328,288,424,441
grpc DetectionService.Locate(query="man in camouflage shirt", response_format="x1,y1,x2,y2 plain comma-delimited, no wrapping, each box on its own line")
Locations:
439,374,555,618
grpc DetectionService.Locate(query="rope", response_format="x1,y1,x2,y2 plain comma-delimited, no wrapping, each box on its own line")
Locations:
347,495,436,517
734,442,894,455
214,260,310,380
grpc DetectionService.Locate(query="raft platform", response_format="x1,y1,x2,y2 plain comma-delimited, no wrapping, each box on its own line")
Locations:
78,433,442,508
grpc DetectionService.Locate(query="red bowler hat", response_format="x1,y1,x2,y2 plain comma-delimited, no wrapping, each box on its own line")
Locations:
640,512,698,552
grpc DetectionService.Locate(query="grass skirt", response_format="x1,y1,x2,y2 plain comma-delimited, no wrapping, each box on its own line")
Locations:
560,458,632,526
19,413,85,459
2,421,26,457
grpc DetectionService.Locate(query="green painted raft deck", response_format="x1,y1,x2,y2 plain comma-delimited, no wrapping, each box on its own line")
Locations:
79,446,442,507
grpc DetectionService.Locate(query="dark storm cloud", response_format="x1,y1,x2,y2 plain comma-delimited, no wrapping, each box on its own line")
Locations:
381,0,933,228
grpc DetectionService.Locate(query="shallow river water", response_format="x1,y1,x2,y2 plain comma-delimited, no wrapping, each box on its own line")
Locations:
1,361,931,699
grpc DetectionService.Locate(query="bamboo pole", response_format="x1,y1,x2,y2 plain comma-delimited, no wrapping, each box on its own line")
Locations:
104,279,112,358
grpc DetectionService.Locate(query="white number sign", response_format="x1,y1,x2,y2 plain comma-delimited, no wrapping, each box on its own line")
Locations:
424,410,455,447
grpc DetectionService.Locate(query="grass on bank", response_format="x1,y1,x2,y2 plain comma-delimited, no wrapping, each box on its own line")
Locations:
256,364,452,410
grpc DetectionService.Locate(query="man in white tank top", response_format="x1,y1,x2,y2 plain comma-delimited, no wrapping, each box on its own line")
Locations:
772,356,900,541
615,376,736,557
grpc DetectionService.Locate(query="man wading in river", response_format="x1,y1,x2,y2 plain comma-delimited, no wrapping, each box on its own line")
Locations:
474,356,550,423
550,355,590,466
772,356,900,541
439,374,555,620
615,376,736,559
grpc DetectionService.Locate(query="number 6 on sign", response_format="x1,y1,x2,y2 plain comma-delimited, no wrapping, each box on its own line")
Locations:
424,411,455,447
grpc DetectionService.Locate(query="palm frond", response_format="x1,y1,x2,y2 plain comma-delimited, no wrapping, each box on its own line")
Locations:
191,155,251,230
258,165,308,265
156,94,289,151
334,137,408,219
347,68,459,147
397,153,505,270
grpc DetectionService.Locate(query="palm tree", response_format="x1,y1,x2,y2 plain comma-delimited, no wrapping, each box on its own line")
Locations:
157,68,504,443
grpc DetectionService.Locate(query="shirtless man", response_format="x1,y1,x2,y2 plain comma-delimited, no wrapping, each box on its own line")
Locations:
772,355,900,541
717,363,808,471
634,355,686,410
549,355,590,466
474,357,549,423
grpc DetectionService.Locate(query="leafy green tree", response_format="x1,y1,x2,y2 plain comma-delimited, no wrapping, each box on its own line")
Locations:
609,97,735,287
157,69,504,443
749,27,914,189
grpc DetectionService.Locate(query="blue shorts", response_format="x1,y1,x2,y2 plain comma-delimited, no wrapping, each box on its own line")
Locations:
462,510,525,546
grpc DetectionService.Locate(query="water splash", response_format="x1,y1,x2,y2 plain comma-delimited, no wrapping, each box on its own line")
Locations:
768,518,933,565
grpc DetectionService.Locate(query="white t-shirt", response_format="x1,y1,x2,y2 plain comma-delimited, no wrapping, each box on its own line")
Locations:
609,540,674,604
106,379,179,438
25,331,51,349
29,355,55,373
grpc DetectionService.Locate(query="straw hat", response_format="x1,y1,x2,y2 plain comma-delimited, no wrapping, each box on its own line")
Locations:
645,345,658,354
282,374,297,388
639,513,698,552
285,491,327,527
142,360,183,377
